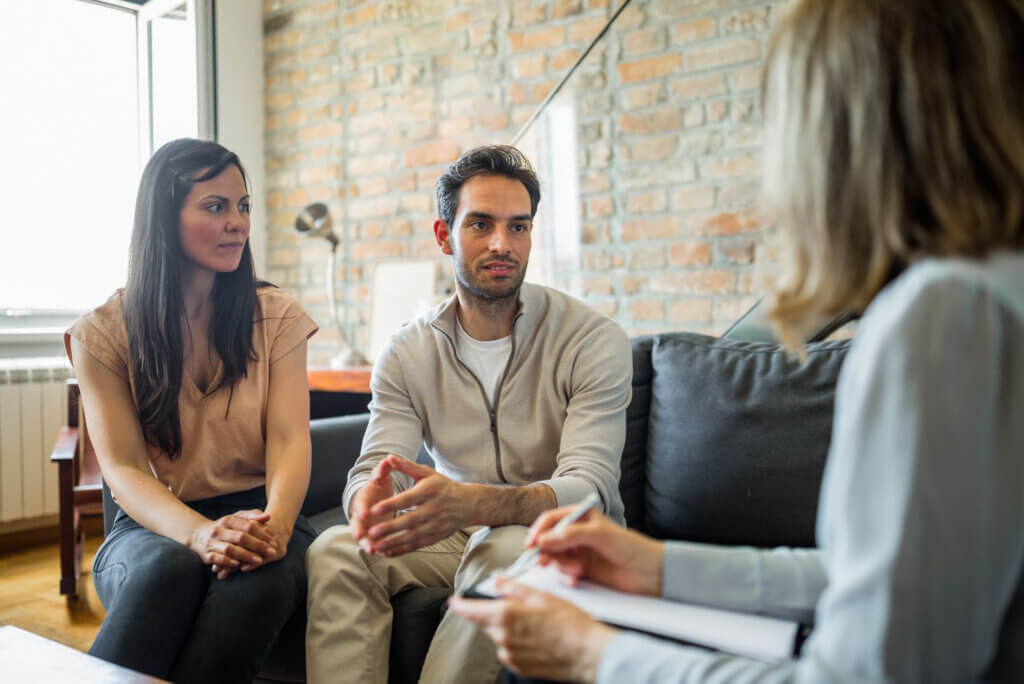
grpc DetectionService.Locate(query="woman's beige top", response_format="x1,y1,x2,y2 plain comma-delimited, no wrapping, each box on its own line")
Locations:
65,287,318,502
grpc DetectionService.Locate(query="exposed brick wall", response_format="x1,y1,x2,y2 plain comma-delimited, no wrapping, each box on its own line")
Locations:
262,0,786,363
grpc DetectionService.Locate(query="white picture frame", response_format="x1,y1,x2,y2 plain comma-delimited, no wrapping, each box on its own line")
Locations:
368,261,439,362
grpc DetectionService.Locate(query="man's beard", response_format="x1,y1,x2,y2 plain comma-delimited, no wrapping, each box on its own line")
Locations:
453,257,527,302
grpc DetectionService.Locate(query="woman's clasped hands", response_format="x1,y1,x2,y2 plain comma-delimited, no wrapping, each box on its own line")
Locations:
188,508,289,580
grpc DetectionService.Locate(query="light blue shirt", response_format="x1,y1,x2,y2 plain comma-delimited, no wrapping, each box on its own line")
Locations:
599,252,1024,683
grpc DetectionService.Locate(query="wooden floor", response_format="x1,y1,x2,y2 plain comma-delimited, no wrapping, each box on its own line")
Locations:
0,537,105,652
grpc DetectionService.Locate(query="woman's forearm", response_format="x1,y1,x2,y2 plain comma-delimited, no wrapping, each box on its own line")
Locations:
71,337,209,547
264,439,311,534
104,462,209,546
662,542,824,623
262,340,313,535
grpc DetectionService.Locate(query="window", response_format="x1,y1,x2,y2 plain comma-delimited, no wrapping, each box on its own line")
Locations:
141,0,217,153
0,0,213,355
517,90,583,297
0,0,139,314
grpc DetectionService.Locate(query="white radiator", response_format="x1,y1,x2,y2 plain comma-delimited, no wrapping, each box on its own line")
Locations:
0,359,69,523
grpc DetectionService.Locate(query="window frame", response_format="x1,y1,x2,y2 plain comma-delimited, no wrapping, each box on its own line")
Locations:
138,0,217,157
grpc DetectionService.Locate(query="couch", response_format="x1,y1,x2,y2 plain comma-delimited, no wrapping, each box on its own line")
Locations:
102,330,850,683
262,330,850,682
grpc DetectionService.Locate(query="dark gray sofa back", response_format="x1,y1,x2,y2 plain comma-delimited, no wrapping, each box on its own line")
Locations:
620,336,654,531
305,413,370,519
621,332,850,548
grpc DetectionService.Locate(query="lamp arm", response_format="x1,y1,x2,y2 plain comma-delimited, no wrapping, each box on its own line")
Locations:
327,244,343,337
325,243,369,367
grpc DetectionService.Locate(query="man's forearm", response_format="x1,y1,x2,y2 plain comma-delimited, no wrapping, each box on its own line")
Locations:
464,482,557,527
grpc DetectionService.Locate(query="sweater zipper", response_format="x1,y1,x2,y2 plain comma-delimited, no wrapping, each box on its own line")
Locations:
489,327,516,483
434,317,519,484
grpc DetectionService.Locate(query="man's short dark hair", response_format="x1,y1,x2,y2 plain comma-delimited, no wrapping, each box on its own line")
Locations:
435,145,541,225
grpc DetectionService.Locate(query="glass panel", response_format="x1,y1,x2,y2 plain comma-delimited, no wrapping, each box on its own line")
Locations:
515,0,769,335
519,90,582,295
0,0,138,312
149,2,199,150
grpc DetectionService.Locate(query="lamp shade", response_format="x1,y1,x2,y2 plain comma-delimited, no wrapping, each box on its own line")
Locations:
294,202,338,247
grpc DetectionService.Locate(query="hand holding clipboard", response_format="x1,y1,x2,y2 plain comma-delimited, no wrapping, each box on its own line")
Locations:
454,498,807,665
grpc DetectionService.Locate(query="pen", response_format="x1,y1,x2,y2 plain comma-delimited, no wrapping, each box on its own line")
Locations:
499,491,602,581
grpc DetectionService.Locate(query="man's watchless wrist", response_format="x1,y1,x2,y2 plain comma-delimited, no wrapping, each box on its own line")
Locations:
459,482,485,526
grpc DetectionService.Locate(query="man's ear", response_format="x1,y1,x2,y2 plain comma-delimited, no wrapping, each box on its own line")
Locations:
434,219,453,255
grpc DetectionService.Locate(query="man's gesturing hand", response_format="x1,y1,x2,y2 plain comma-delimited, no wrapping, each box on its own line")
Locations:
363,454,476,556
350,457,397,552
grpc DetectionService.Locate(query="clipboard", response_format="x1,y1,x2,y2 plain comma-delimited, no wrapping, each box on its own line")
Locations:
469,565,811,662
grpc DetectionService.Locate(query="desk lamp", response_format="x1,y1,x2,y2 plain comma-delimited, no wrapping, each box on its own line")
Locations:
294,202,368,367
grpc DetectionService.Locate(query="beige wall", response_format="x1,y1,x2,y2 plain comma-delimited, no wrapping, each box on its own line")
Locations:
261,0,785,364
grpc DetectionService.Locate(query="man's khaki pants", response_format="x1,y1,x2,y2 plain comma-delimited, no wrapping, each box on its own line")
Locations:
305,523,528,684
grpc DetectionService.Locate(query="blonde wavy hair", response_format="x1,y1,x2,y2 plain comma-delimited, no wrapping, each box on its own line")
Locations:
763,0,1024,347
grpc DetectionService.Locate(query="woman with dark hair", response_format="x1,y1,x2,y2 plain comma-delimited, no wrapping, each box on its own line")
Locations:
67,138,318,682
451,0,1024,681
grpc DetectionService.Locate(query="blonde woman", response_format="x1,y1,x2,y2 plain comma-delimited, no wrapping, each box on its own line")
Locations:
451,0,1024,681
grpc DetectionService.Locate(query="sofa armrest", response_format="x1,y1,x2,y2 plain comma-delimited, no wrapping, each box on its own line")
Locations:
303,413,369,519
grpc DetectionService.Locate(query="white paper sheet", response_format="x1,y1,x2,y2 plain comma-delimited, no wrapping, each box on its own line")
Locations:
476,565,798,663
368,261,438,362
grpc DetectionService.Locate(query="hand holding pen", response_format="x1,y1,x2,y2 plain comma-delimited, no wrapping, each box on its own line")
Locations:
522,496,667,597
500,492,603,580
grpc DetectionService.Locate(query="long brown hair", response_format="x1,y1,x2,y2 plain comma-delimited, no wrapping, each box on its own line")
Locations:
124,138,260,460
763,0,1024,347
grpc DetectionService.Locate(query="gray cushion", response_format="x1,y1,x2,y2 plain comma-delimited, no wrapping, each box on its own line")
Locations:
645,333,850,548
308,506,347,534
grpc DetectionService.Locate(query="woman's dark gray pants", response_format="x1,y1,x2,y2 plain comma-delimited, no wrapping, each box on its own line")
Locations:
88,486,314,683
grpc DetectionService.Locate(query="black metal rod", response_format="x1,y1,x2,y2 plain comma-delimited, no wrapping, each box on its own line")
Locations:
510,0,634,146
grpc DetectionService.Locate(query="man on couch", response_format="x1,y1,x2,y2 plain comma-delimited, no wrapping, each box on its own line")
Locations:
305,144,633,684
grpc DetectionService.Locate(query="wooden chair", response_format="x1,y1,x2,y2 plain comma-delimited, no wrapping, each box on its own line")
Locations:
49,379,103,597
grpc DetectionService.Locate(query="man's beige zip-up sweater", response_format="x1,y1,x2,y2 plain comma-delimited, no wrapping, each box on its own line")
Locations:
343,282,632,524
